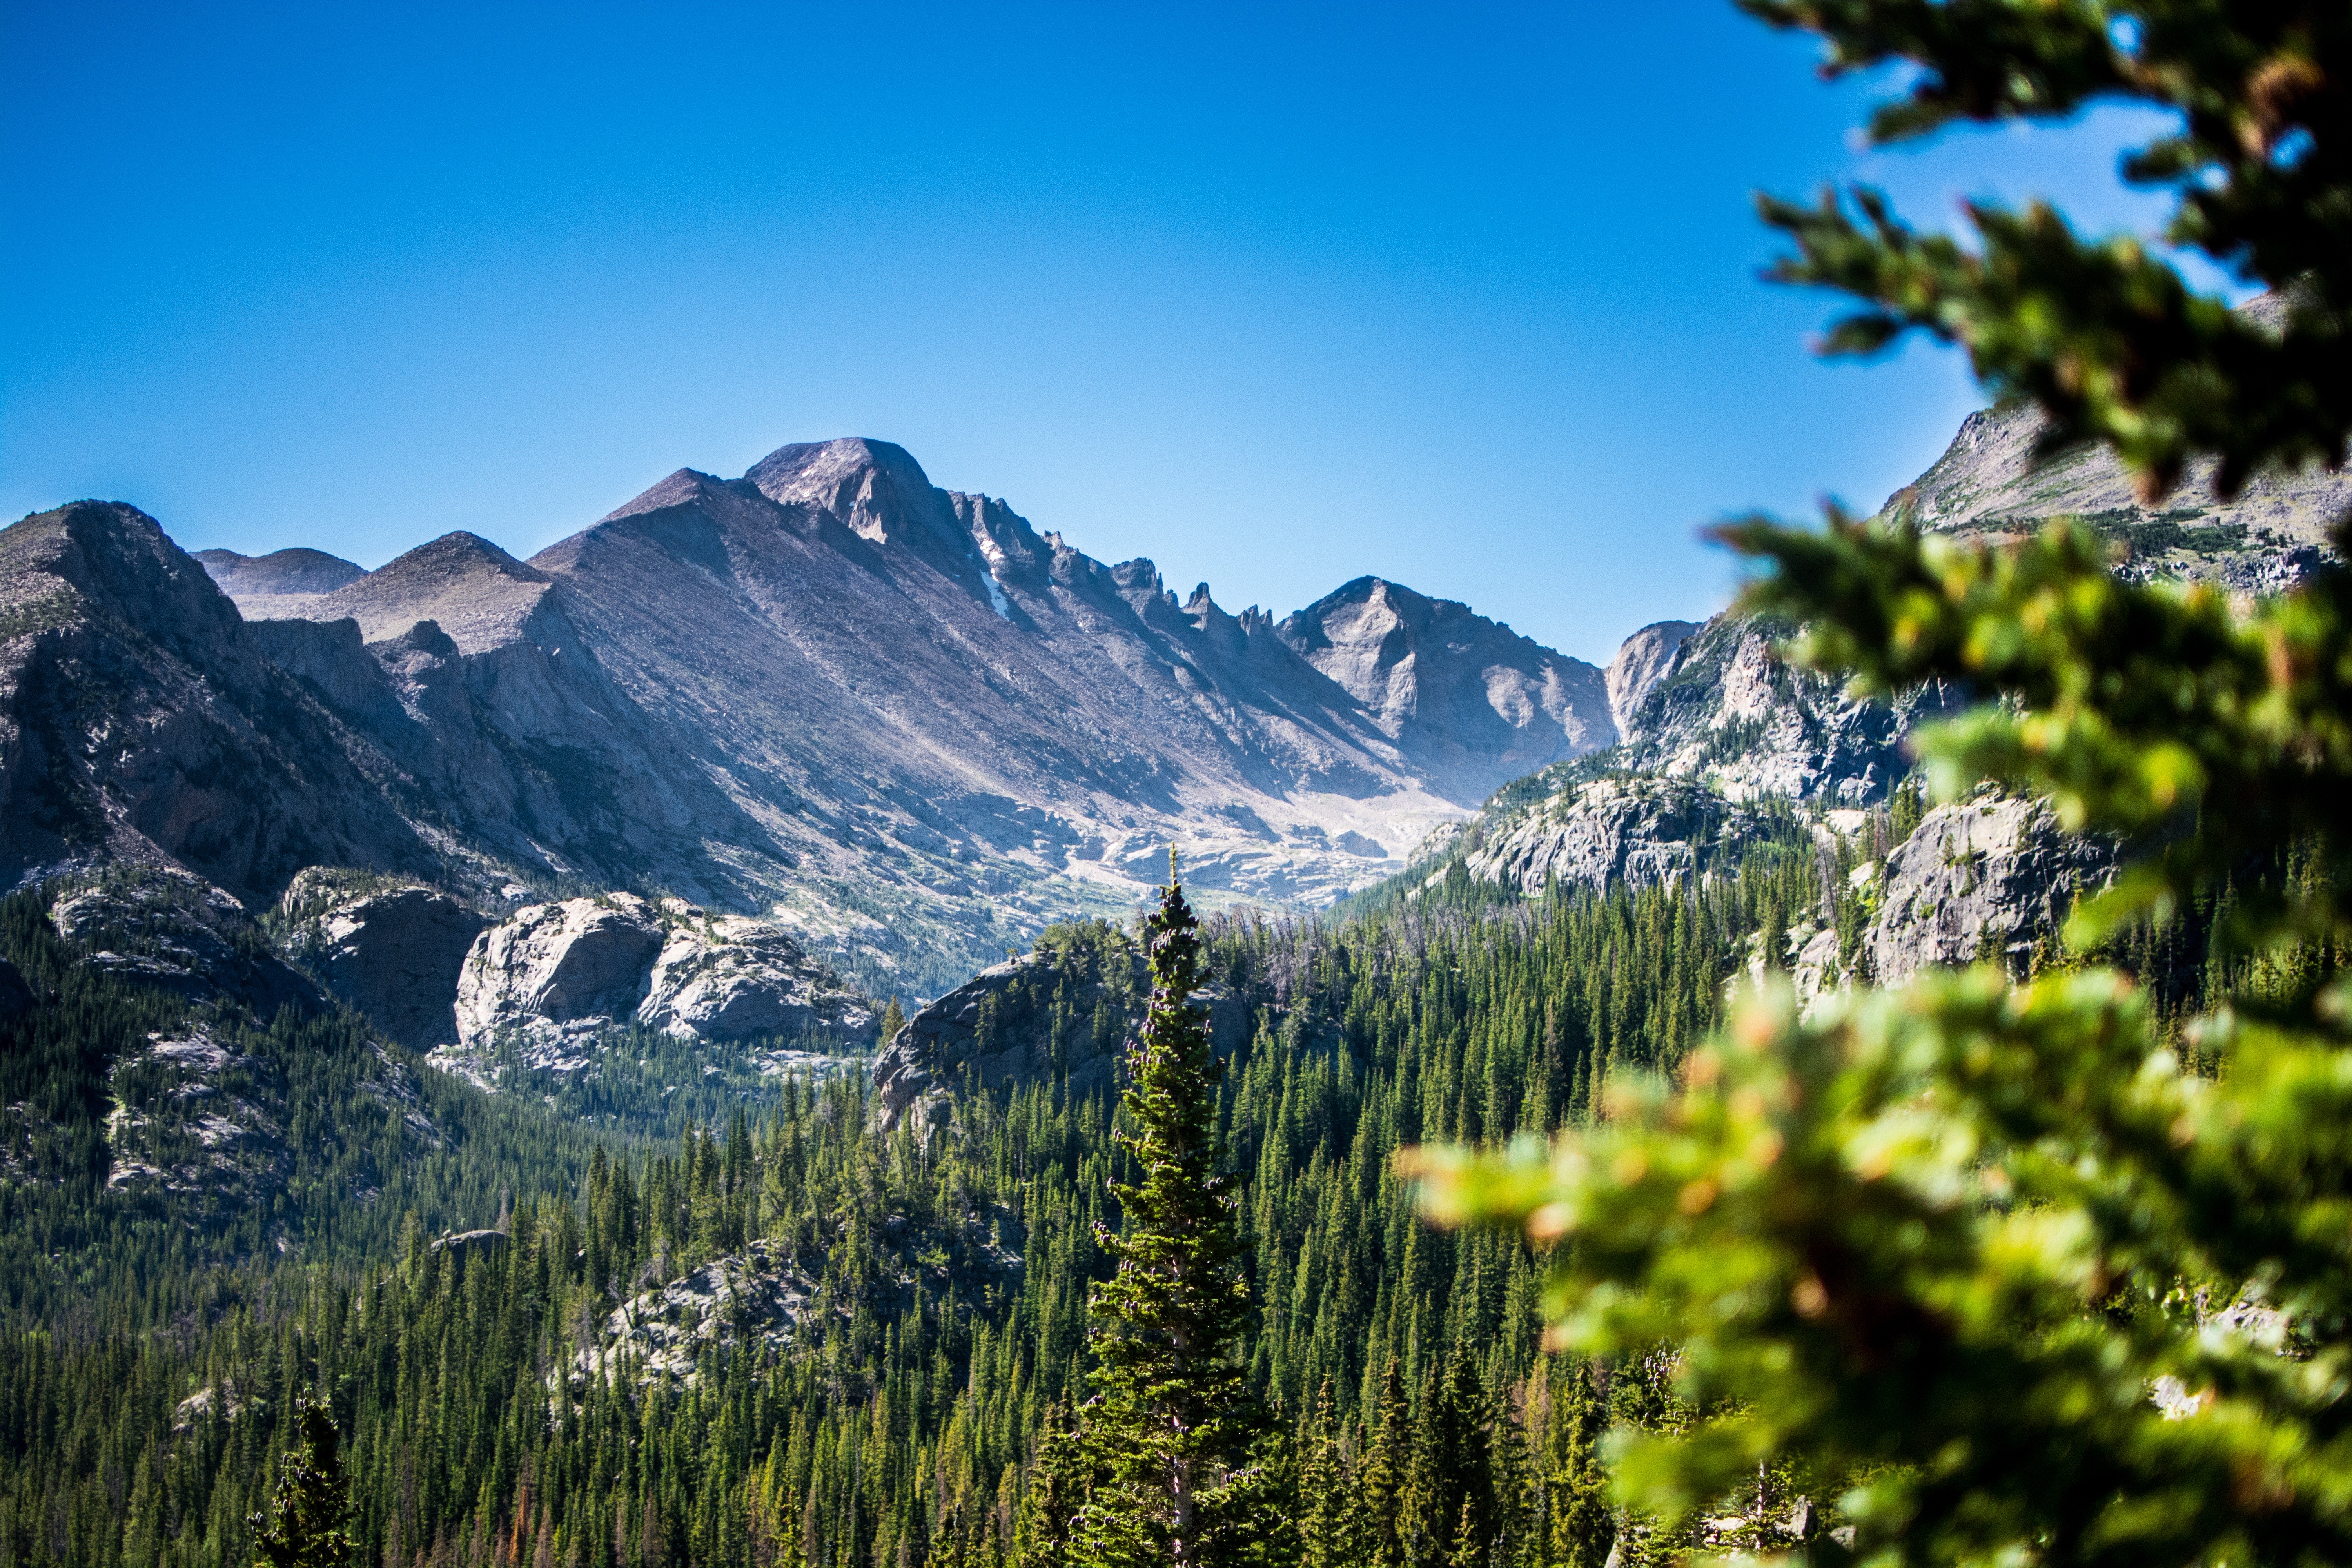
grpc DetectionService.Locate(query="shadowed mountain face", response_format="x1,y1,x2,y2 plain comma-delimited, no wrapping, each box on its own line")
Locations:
5,442,1621,993
0,504,437,904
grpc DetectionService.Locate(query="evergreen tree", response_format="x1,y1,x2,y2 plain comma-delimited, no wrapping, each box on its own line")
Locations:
249,1401,353,1568
1069,865,1270,1567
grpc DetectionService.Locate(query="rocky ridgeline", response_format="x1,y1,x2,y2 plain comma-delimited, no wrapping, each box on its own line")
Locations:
3,434,1663,996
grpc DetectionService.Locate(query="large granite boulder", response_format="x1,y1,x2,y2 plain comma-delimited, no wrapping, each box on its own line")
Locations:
1866,795,2114,986
454,893,666,1051
277,871,487,1047
639,916,875,1043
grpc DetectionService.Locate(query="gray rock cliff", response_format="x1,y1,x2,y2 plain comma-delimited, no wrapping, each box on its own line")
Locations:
1865,796,2115,986
277,871,487,1048
454,893,667,1053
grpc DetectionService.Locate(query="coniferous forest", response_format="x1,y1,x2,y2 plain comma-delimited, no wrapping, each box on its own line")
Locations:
0,797,2290,1568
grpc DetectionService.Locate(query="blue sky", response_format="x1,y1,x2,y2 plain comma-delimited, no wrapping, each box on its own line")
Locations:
1,2,2222,662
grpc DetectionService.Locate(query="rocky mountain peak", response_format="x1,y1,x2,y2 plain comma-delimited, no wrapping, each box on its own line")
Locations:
7,502,251,675
309,531,554,651
743,438,946,543
1276,575,1616,800
195,546,365,597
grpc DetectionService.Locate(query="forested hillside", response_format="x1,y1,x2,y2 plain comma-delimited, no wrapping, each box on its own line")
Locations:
0,782,2272,1568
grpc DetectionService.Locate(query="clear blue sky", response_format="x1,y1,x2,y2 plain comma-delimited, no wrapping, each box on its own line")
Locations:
1,2,2219,662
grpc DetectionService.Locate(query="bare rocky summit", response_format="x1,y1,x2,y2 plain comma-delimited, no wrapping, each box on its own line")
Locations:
1276,577,1617,802
194,546,365,621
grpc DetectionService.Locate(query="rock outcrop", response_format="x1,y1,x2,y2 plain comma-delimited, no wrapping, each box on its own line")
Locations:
1865,795,2115,986
1612,617,1958,806
640,916,875,1042
449,894,873,1067
871,921,1254,1130
573,1240,820,1385
454,894,667,1054
277,871,487,1047
1459,777,1753,898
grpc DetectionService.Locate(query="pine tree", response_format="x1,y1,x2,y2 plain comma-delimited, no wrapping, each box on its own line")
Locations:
249,1401,354,1568
1068,864,1269,1568
1360,1358,1411,1568
1014,1405,1082,1568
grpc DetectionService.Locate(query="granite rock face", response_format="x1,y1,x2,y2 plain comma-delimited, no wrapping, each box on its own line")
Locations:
1459,777,1753,898
1603,620,1699,737
1613,616,1958,806
454,894,666,1052
449,894,873,1065
639,916,876,1043
871,923,1252,1130
277,871,486,1048
1865,796,2115,986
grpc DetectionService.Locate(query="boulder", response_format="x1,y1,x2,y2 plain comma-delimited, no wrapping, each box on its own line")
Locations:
638,916,875,1043
454,893,665,1051
1866,796,2114,986
278,872,486,1047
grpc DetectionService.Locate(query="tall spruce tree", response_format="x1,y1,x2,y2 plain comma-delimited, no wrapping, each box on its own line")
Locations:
1067,864,1270,1568
249,1402,353,1568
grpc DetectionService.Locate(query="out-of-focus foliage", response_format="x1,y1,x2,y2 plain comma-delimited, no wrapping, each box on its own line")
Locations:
1743,0,2352,499
1414,4,2352,1566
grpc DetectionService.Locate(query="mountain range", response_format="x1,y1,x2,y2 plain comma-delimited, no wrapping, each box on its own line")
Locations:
7,381,2344,1001
4,438,1667,995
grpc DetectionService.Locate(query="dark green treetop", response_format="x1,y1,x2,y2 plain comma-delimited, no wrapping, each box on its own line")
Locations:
250,1402,353,1568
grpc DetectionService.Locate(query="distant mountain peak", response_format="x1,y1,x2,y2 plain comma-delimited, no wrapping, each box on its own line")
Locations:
195,546,364,597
